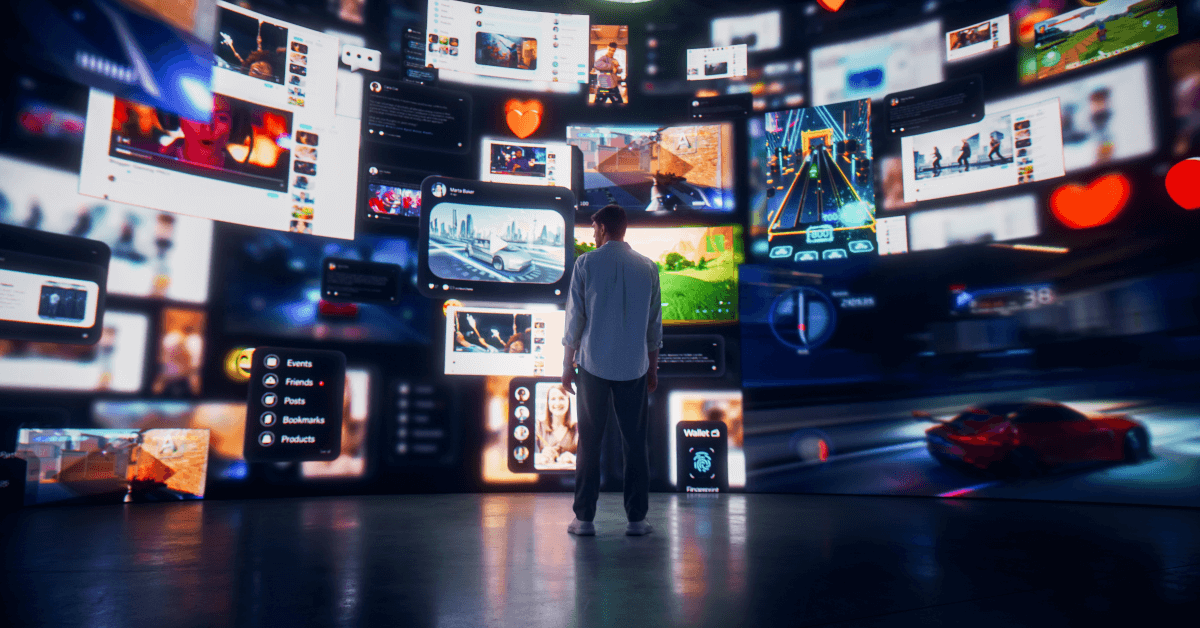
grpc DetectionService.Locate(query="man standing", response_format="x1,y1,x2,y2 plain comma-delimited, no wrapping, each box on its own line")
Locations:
592,42,624,105
957,137,972,173
563,205,661,536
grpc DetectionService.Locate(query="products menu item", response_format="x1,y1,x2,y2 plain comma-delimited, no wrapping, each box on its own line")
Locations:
243,347,346,461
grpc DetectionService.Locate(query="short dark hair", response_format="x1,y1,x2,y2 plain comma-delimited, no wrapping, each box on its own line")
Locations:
607,42,618,49
591,204,627,240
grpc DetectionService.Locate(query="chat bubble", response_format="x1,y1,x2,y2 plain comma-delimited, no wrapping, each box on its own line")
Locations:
340,44,381,72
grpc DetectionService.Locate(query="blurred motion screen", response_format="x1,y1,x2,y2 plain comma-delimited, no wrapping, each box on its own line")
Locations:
79,2,360,239
479,138,574,188
444,306,565,377
810,20,943,106
0,311,148,392
711,10,782,52
425,0,590,84
908,195,1040,252
566,124,734,212
901,99,1065,203
0,155,213,303
987,60,1155,173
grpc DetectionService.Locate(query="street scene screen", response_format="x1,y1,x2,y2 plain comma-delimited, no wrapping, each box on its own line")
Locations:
427,204,566,285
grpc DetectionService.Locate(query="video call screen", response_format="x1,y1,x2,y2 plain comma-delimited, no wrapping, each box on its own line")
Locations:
444,306,565,377
479,138,574,189
809,20,943,106
418,177,575,302
78,2,360,239
901,98,1065,203
565,124,735,213
747,99,878,264
576,225,744,325
425,0,590,84
507,378,578,473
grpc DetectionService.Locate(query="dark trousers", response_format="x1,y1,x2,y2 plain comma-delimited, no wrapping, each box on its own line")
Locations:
573,367,649,523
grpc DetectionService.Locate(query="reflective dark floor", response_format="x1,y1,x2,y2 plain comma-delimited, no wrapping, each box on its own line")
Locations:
3,493,1200,627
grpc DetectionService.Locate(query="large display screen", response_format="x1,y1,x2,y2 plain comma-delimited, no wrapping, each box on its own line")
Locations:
901,98,1065,203
1032,0,1177,80
444,306,565,377
15,428,209,505
79,2,360,239
418,178,574,302
987,60,1156,173
747,99,878,264
425,0,590,84
0,155,213,303
576,226,744,325
222,230,430,345
810,20,943,106
565,124,735,213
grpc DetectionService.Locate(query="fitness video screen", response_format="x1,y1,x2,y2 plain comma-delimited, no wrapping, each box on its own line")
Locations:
901,99,1065,203
566,124,735,212
418,178,574,302
576,226,744,325
747,99,878,264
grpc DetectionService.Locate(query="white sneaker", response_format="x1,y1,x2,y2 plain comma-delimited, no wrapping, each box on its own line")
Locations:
568,518,596,536
626,521,653,536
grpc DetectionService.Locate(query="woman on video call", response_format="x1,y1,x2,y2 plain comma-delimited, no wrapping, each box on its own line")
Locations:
536,384,577,466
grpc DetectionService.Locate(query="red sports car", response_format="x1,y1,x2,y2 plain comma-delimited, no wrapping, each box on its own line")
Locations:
923,401,1150,476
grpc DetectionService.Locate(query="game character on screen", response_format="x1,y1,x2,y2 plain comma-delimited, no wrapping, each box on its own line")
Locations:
593,43,624,105
535,384,577,466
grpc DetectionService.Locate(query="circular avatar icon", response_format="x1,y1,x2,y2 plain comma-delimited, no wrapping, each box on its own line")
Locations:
514,425,530,441
432,182,447,197
513,446,530,462
515,406,530,421
514,387,530,402
769,287,837,353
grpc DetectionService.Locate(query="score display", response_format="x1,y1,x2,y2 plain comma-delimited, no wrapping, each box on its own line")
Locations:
951,284,1056,316
244,347,346,461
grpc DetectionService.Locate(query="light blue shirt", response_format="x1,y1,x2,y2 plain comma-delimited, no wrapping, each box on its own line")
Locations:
564,241,663,381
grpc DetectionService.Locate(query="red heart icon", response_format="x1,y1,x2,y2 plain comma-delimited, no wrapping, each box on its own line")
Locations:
505,99,543,139
817,0,847,11
1050,173,1130,229
1166,158,1200,210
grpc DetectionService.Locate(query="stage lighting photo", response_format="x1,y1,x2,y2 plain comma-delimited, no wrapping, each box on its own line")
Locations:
747,99,878,264
418,178,575,303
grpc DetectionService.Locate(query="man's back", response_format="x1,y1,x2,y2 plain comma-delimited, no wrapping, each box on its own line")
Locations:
566,241,662,382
